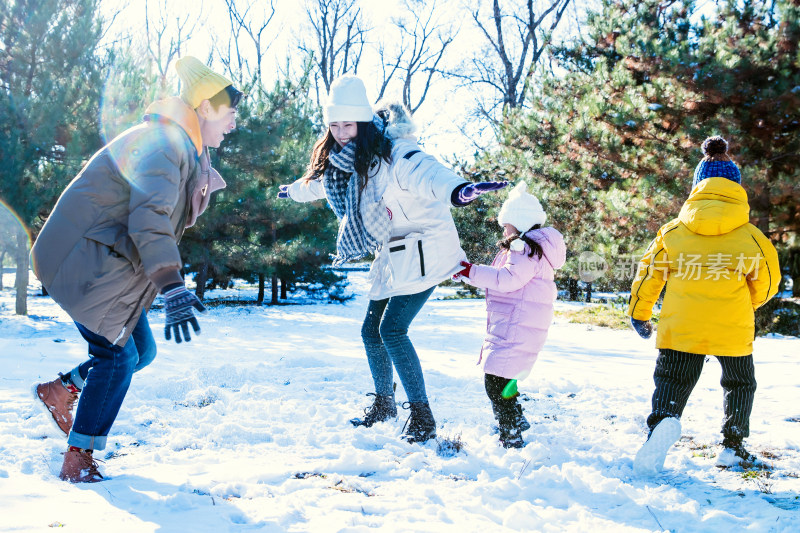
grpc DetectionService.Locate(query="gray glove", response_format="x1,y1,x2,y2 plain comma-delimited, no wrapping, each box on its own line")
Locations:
163,284,207,343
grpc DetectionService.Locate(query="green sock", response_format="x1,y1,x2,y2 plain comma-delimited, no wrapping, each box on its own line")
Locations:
501,379,518,399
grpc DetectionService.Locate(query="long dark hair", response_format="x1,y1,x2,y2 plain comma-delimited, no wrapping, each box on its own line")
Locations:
498,224,544,260
302,117,392,190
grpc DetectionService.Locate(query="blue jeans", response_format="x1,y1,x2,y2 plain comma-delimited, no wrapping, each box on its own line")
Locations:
361,287,435,403
67,312,157,389
67,312,156,451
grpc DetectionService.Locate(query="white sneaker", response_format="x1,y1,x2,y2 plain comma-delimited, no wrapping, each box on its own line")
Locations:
634,417,681,476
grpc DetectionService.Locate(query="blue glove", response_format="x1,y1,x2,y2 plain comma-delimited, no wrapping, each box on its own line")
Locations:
163,284,207,343
630,317,653,339
277,184,290,199
452,181,509,206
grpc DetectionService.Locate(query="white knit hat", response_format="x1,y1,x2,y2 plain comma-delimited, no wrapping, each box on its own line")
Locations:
324,75,374,124
497,182,546,233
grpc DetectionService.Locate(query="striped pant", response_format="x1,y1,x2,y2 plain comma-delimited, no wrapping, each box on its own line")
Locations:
647,349,756,439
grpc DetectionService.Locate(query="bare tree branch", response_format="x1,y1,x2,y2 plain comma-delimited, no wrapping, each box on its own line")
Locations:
376,38,404,100
300,0,370,102
445,0,571,116
379,0,455,113
144,0,203,91
216,0,278,95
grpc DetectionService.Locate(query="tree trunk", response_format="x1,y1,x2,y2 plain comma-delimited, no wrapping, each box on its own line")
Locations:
195,262,208,300
585,282,592,303
568,278,579,301
270,221,279,305
787,247,800,298
257,273,265,304
750,188,771,234
280,277,287,300
15,226,29,315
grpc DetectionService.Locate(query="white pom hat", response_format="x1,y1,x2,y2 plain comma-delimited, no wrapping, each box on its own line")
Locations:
497,182,547,233
324,75,374,124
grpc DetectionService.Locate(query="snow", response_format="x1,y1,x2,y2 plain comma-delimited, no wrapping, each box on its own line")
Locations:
1,270,799,532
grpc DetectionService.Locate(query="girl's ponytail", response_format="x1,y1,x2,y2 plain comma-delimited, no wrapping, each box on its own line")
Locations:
497,225,544,260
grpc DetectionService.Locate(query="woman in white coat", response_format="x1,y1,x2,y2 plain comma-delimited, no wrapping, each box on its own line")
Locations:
278,75,506,443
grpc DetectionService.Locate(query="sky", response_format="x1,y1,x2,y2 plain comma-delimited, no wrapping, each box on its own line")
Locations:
93,0,726,160
96,0,580,161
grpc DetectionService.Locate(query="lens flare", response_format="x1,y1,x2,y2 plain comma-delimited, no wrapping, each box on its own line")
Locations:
98,59,161,146
0,198,32,285
0,198,30,245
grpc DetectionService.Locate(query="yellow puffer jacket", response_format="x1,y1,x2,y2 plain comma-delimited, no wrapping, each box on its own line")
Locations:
627,178,780,356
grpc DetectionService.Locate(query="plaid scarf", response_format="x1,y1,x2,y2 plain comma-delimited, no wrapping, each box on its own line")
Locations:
324,142,390,265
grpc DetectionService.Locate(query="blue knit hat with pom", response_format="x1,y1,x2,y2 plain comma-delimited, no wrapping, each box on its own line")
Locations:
692,136,741,188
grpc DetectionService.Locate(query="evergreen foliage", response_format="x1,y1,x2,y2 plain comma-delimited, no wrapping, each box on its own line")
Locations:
99,46,170,144
0,0,105,313
0,0,105,223
468,0,800,294
178,74,343,302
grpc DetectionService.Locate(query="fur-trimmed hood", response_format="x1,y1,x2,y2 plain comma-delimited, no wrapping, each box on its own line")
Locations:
374,100,417,140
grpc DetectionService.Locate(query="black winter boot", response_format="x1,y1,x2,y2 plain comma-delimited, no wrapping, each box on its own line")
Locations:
721,435,757,464
401,402,436,444
498,425,524,449
350,393,397,427
490,398,528,449
485,373,529,444
510,402,531,432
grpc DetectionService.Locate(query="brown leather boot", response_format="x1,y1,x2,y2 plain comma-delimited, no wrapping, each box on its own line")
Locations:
36,377,79,434
59,448,104,483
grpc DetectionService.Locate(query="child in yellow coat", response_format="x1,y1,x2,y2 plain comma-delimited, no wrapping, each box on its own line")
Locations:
627,136,780,475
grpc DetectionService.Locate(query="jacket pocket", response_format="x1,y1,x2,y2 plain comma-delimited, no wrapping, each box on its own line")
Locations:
84,227,141,273
486,301,515,340
387,233,428,288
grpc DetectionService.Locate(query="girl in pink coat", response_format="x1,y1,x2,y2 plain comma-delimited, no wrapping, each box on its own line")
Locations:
456,182,566,448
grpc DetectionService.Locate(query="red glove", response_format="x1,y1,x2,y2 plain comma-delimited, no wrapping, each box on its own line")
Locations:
453,260,473,280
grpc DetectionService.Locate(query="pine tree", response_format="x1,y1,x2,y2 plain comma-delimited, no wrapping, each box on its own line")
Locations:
0,0,105,314
179,75,341,303
472,0,800,293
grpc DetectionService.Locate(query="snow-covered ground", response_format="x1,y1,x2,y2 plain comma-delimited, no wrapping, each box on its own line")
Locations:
1,270,798,532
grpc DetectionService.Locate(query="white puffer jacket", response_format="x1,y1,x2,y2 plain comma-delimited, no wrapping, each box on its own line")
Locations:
287,106,467,300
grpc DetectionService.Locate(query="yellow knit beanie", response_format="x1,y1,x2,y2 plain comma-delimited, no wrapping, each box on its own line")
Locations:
175,56,233,109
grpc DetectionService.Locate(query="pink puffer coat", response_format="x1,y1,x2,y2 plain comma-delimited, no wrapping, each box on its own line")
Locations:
463,227,566,380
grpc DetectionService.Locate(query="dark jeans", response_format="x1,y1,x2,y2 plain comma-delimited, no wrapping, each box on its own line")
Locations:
647,349,756,439
361,287,435,403
67,312,156,451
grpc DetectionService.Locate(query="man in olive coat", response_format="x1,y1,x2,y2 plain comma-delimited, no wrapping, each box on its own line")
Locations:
32,56,241,482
